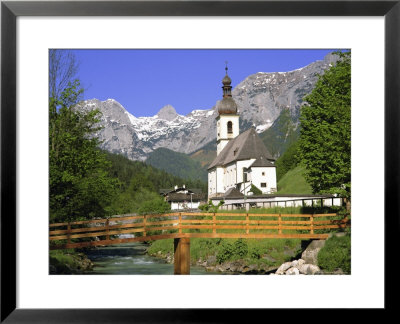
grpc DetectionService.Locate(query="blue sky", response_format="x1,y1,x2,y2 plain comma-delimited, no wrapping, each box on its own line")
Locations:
72,49,338,117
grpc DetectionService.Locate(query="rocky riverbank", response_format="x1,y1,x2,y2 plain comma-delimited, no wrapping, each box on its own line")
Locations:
272,258,320,275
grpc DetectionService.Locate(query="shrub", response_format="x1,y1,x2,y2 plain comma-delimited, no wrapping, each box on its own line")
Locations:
198,203,208,211
216,239,249,263
318,234,351,273
199,200,225,213
249,246,264,259
216,241,235,263
234,239,248,258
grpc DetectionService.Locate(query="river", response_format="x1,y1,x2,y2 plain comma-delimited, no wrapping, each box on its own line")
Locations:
83,242,221,275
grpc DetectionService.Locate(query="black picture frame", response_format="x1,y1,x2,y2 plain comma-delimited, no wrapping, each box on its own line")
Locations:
1,0,398,322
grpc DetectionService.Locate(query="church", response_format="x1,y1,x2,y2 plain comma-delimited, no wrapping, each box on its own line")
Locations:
208,67,277,198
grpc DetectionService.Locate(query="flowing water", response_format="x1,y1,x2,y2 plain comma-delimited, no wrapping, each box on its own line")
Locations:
83,242,220,275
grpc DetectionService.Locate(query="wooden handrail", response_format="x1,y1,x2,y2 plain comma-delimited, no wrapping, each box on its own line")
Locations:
49,212,350,250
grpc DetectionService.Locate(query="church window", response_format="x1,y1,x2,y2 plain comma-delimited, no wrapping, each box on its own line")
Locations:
261,183,267,188
227,121,233,134
262,172,265,176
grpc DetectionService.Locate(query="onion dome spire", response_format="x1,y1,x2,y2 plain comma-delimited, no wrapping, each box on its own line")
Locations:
222,61,232,95
217,62,238,114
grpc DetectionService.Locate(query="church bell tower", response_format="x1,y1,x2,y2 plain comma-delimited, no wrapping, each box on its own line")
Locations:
216,64,239,155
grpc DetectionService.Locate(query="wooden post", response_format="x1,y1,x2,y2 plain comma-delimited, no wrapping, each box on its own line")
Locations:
105,219,110,240
212,213,216,234
310,214,314,234
278,214,282,235
143,215,147,237
174,237,190,275
246,213,249,235
67,222,71,244
178,212,182,234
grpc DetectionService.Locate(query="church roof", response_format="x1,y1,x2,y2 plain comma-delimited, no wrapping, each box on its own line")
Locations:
250,156,275,167
208,128,275,169
223,187,244,198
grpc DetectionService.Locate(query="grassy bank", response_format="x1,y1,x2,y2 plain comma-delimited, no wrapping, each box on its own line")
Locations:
318,233,351,273
49,250,94,274
277,165,312,194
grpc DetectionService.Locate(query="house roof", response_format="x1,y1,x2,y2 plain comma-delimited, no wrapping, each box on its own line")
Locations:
159,188,202,195
166,193,205,202
208,128,274,169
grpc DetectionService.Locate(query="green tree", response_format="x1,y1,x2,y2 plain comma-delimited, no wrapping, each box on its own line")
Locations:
49,81,118,222
109,180,170,216
299,51,351,200
275,140,300,181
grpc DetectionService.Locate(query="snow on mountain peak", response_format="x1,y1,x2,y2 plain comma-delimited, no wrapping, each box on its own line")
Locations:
79,52,340,161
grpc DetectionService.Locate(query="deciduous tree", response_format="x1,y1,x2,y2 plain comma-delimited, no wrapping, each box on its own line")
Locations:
49,81,118,222
298,51,351,201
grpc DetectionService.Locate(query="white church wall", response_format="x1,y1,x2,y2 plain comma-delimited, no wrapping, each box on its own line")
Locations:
208,169,217,196
251,167,277,194
236,159,256,183
216,167,225,194
223,163,237,191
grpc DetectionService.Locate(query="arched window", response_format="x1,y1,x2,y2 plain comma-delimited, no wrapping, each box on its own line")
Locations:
227,121,233,134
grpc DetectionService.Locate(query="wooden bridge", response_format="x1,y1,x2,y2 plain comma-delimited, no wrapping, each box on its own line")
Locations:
49,212,350,274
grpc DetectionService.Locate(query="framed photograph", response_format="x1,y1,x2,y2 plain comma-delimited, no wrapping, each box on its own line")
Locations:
1,0,398,321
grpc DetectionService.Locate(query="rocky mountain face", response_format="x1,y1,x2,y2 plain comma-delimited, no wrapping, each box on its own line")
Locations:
78,53,339,161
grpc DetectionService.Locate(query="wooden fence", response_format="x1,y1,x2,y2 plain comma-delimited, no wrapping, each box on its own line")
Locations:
49,212,350,250
220,197,343,210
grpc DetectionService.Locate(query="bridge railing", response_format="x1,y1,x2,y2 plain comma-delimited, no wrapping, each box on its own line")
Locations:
49,212,350,250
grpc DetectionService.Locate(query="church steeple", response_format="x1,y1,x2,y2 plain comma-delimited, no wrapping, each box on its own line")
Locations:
222,62,233,98
217,63,238,115
216,64,240,155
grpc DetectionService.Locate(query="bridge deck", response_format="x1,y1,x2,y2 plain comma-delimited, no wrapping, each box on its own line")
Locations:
49,212,350,250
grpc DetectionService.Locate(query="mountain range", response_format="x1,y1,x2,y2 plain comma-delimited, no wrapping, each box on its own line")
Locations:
78,52,339,162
